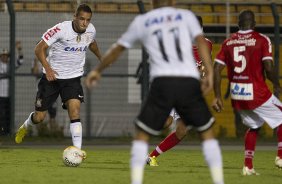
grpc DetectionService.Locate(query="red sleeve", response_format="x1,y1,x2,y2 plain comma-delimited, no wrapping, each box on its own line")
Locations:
260,34,273,61
205,38,213,53
215,43,226,65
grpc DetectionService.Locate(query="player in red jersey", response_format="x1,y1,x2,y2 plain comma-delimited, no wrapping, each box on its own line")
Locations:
147,16,213,166
213,10,282,175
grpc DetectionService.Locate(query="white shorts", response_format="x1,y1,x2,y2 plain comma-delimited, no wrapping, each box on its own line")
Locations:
238,95,282,129
170,108,180,120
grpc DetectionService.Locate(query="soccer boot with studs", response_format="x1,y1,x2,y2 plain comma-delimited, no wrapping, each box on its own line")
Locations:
275,156,282,169
15,124,28,144
242,166,260,176
147,156,159,166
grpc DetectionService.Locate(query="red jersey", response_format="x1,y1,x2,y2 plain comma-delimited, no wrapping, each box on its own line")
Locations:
193,38,213,68
215,30,273,110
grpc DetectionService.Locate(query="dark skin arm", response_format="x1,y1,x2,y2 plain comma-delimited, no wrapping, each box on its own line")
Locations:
263,60,282,95
212,62,225,112
195,35,214,95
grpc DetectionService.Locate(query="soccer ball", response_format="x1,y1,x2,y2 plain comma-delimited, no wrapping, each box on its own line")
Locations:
62,146,83,167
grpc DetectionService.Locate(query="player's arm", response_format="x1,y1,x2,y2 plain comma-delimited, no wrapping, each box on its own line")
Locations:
212,62,225,112
200,40,212,78
89,40,102,62
263,60,282,94
31,58,40,75
34,40,57,81
85,43,126,88
195,35,213,95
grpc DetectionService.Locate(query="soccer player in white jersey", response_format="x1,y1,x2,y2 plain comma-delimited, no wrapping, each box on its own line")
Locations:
213,10,282,175
85,1,224,184
15,4,102,158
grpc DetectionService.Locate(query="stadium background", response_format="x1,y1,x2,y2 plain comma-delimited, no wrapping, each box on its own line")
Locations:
0,0,281,139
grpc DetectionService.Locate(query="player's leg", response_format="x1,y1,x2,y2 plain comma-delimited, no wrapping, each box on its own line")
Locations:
60,76,85,157
239,110,264,175
176,78,223,184
15,75,58,143
48,101,57,132
252,95,282,168
199,128,224,184
276,124,282,168
131,127,150,184
131,78,173,184
148,117,186,166
65,99,82,149
15,111,48,143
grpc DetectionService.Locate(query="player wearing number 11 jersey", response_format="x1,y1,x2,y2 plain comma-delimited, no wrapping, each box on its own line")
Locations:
85,1,223,184
213,10,282,175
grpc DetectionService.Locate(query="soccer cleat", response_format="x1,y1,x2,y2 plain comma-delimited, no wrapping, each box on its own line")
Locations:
147,156,159,166
275,156,282,169
81,150,87,160
15,124,28,144
242,166,260,176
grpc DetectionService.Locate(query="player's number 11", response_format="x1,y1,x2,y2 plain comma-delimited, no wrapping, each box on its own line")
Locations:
153,27,183,62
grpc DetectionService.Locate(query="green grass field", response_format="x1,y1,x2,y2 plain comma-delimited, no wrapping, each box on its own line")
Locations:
0,145,281,184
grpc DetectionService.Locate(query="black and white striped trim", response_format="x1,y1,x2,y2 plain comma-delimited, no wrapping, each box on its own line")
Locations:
196,117,215,132
135,119,160,136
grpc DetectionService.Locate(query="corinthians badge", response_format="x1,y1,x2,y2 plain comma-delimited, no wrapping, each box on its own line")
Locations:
76,34,81,43
35,98,42,108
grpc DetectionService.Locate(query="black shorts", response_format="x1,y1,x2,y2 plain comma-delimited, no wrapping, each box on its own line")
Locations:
135,77,214,136
35,74,84,111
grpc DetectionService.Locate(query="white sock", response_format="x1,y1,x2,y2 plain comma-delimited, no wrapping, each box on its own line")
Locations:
23,112,35,128
202,139,224,184
70,122,82,149
130,140,148,184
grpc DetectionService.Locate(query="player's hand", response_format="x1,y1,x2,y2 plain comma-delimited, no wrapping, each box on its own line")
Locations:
212,98,223,112
45,67,58,81
201,72,213,95
85,70,101,89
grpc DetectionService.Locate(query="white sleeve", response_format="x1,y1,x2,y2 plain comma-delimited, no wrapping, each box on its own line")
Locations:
90,24,97,43
117,16,141,48
186,11,203,40
42,22,64,46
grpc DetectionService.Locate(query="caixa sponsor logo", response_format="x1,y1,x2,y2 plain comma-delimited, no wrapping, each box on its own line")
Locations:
64,46,87,52
230,82,253,100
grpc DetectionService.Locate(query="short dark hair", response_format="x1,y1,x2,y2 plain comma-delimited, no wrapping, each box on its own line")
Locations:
75,4,92,16
196,15,203,28
238,10,255,29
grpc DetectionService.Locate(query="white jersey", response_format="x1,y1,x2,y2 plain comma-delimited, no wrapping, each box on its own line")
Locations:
42,21,96,79
118,7,203,81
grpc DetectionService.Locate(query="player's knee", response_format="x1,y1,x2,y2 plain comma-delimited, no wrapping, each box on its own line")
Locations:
33,112,46,124
175,121,187,139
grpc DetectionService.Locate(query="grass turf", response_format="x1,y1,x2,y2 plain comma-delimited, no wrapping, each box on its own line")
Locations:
0,146,281,184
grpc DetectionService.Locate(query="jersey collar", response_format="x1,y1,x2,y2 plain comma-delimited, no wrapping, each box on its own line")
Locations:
238,30,253,34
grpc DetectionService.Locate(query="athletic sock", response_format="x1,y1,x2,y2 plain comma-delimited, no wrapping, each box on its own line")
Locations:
130,140,148,184
23,112,35,128
149,131,181,157
202,139,224,184
70,122,82,149
277,124,282,158
244,128,258,169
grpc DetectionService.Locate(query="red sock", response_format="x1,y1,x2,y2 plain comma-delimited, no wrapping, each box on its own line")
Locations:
277,124,282,158
244,128,258,169
149,131,181,157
